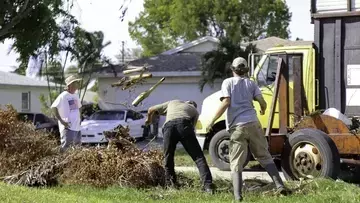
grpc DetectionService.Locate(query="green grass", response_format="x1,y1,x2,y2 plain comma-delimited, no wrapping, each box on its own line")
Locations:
174,149,214,167
174,149,261,169
0,173,359,203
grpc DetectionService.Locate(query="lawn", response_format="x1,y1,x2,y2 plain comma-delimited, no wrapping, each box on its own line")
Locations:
0,172,359,203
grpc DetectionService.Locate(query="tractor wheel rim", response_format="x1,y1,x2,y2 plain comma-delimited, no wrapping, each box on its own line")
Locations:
217,139,229,163
291,142,322,179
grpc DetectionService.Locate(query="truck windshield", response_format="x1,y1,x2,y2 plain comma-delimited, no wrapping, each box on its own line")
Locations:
256,55,279,87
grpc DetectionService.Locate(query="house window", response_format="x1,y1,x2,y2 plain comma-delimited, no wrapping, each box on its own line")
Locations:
21,92,30,111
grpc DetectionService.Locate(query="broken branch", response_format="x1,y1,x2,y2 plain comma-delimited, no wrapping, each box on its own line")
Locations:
123,66,147,75
132,77,165,107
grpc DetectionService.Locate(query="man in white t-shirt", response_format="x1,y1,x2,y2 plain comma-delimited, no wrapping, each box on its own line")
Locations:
51,75,82,152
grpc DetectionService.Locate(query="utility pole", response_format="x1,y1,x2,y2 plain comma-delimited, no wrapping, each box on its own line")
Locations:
122,41,125,63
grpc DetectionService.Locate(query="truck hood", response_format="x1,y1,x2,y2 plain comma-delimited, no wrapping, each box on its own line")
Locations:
81,120,126,131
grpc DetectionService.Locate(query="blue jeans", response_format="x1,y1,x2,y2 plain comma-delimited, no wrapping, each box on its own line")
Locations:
60,129,81,152
162,118,213,188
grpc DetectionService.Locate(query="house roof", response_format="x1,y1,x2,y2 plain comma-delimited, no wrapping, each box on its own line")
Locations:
242,36,313,52
0,71,56,87
98,54,203,75
96,36,313,77
161,36,219,55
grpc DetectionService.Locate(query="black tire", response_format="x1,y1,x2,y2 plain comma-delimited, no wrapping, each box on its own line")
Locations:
209,129,251,171
281,128,340,181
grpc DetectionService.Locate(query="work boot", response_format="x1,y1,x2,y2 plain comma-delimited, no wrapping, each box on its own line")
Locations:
232,172,243,201
264,162,292,196
275,186,293,196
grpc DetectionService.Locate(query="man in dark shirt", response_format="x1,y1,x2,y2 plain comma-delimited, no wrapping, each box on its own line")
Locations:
146,100,214,193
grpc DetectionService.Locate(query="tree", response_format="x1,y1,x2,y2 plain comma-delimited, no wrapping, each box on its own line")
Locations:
199,38,256,92
1,0,76,63
65,65,78,76
128,0,292,56
66,27,111,103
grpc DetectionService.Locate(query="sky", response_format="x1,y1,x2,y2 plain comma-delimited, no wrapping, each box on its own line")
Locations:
0,0,314,73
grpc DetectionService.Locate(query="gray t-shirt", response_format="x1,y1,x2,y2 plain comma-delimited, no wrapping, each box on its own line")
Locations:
220,77,262,130
151,100,199,126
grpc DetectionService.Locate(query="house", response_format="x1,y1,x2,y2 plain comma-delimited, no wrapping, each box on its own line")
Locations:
241,36,313,53
0,71,55,113
95,36,313,123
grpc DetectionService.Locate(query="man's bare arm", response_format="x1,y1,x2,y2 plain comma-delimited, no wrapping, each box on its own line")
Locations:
146,107,156,125
208,97,231,128
52,107,69,128
254,95,267,115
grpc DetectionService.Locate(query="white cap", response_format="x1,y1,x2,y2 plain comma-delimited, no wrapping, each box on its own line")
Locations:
231,57,248,68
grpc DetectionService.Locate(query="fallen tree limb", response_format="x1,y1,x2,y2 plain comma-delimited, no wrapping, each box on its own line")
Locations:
111,73,153,90
132,77,165,107
123,66,147,75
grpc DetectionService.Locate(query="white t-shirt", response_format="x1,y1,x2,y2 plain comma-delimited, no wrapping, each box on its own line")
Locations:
51,91,82,132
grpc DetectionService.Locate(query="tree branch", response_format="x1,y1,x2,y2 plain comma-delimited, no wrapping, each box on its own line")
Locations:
0,0,35,40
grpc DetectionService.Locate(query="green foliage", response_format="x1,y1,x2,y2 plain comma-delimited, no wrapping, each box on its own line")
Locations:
80,103,100,120
199,38,257,92
44,61,65,85
12,62,27,75
65,65,78,76
39,91,60,116
129,0,292,56
0,0,76,62
89,80,99,92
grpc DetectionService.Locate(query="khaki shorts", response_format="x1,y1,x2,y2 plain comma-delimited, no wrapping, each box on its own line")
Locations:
228,121,273,172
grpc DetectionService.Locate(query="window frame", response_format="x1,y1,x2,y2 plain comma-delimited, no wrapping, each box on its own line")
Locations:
256,53,303,87
21,92,31,111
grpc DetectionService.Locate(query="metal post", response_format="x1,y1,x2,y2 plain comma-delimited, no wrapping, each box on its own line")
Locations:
279,57,289,134
265,58,285,146
293,56,304,122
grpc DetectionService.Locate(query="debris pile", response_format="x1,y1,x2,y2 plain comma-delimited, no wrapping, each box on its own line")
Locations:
0,106,165,188
0,105,58,177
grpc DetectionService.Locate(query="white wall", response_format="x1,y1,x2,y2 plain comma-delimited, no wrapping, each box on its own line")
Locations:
0,85,50,113
315,0,360,13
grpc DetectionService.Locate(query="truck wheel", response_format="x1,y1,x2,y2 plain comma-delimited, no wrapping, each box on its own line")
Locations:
281,128,340,181
209,129,251,171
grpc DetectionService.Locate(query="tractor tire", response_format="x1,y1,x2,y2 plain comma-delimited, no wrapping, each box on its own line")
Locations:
281,128,340,181
209,129,251,171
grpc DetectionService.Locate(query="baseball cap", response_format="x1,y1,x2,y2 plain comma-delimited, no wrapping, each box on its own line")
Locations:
231,57,249,74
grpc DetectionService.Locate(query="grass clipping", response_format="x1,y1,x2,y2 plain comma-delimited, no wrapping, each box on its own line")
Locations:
0,106,165,188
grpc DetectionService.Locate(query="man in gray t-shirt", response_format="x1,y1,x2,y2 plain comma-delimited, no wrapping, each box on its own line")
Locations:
146,100,214,193
207,57,291,202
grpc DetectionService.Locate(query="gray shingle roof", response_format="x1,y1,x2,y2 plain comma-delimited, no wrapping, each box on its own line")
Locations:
0,71,56,87
99,54,203,74
242,36,313,53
